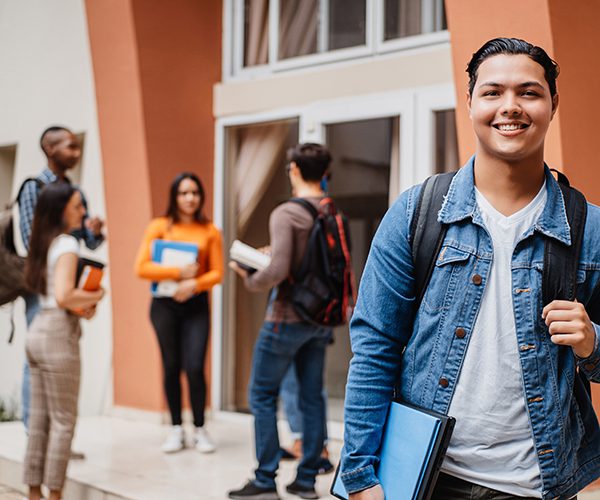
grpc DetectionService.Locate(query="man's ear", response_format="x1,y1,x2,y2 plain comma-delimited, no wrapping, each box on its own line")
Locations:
466,91,472,118
551,93,559,119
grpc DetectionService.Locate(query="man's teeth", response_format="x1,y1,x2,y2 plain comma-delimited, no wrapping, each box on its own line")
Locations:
497,124,523,131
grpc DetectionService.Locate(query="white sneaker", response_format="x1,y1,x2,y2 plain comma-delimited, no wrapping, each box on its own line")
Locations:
194,426,216,453
161,425,184,453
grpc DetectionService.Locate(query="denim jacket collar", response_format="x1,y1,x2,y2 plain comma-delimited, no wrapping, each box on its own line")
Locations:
438,155,572,246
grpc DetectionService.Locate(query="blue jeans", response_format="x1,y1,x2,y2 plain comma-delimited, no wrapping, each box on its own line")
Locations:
280,362,328,443
22,293,41,430
249,321,331,489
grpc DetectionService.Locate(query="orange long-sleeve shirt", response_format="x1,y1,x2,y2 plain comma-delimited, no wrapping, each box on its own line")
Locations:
134,217,223,294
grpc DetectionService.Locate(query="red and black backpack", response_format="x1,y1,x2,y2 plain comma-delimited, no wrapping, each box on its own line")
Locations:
287,197,355,327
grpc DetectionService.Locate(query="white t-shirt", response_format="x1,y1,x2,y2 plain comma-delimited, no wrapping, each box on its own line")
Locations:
442,182,547,497
40,234,80,309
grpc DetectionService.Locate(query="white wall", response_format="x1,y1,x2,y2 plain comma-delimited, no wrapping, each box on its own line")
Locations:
0,0,112,417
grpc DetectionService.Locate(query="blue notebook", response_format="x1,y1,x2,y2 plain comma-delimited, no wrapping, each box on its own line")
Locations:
331,400,455,500
150,239,198,297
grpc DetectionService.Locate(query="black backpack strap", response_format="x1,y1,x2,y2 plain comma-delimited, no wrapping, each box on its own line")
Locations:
543,176,590,397
15,177,45,205
410,172,457,307
542,182,587,304
288,197,319,219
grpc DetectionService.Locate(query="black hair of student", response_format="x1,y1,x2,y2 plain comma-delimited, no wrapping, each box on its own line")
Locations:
287,143,332,182
165,172,209,224
40,125,71,156
467,37,559,97
25,181,77,295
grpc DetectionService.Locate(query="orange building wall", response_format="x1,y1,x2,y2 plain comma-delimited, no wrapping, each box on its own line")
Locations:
85,0,221,412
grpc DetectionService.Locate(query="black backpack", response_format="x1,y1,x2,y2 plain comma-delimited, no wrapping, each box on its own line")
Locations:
0,178,44,341
287,197,355,327
410,170,593,395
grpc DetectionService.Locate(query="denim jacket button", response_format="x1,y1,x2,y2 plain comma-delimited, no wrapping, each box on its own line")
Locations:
584,362,596,371
439,377,449,388
472,274,482,285
455,327,466,339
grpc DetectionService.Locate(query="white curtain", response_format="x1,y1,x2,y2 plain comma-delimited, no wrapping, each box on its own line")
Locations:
234,122,290,233
279,0,318,59
245,0,269,66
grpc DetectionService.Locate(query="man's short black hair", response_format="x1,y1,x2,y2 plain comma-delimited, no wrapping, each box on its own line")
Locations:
467,37,560,97
286,143,332,182
40,125,71,155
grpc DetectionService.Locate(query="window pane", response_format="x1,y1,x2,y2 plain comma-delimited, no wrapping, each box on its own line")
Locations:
434,110,460,174
279,0,318,60
328,0,367,50
244,0,269,67
384,0,446,41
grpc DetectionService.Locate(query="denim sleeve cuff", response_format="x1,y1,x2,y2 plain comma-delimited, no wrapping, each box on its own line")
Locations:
576,322,600,381
340,465,380,495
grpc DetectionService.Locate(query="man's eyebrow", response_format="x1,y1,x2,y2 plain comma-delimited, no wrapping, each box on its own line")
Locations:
478,81,546,89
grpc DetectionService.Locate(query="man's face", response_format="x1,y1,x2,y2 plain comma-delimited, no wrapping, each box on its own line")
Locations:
49,131,82,171
467,54,558,163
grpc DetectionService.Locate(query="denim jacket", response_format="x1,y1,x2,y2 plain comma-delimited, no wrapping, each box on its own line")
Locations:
341,157,600,500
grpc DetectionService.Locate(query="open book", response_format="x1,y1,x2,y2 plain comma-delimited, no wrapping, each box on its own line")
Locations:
151,240,199,297
229,239,271,273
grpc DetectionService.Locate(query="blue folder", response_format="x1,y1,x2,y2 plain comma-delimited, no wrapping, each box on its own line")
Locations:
150,239,198,296
331,400,455,500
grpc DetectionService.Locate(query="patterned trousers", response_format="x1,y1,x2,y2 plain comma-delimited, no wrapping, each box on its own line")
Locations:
23,309,81,491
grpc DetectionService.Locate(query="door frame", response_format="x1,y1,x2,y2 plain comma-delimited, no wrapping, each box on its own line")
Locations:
211,84,456,420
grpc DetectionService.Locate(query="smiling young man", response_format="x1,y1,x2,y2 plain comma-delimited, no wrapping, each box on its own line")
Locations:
339,38,600,500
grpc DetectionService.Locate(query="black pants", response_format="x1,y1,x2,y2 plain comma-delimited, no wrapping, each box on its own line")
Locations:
432,473,576,500
150,293,210,427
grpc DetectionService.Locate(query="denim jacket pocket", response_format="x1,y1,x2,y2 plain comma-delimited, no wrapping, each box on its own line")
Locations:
421,245,472,313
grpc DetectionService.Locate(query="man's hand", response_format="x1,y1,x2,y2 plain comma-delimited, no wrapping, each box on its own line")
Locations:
542,300,597,358
349,484,384,500
229,261,249,279
173,279,197,303
85,216,104,236
180,263,199,279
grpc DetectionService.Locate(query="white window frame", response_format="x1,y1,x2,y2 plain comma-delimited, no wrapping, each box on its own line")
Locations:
211,108,303,412
223,0,449,81
414,83,458,181
300,89,414,196
374,0,449,55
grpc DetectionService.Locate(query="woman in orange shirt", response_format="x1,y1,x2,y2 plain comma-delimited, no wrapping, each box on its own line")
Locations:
135,172,223,454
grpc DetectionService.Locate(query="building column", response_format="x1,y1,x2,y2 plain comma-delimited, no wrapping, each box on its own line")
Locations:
85,0,221,414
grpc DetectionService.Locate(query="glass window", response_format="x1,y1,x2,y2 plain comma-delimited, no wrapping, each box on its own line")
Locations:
278,0,318,60
434,110,459,174
328,0,367,51
0,144,16,208
278,0,366,60
384,0,446,41
244,0,269,67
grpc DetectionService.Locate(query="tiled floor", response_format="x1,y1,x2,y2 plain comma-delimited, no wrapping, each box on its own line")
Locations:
0,484,23,500
0,413,340,500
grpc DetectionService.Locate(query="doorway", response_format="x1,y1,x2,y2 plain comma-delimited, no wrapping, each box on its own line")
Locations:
322,117,396,421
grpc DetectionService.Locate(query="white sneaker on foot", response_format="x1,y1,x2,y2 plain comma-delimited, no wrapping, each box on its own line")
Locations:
194,426,216,453
162,425,184,453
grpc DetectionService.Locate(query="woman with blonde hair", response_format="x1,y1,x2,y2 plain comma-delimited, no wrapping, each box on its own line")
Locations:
23,181,104,500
